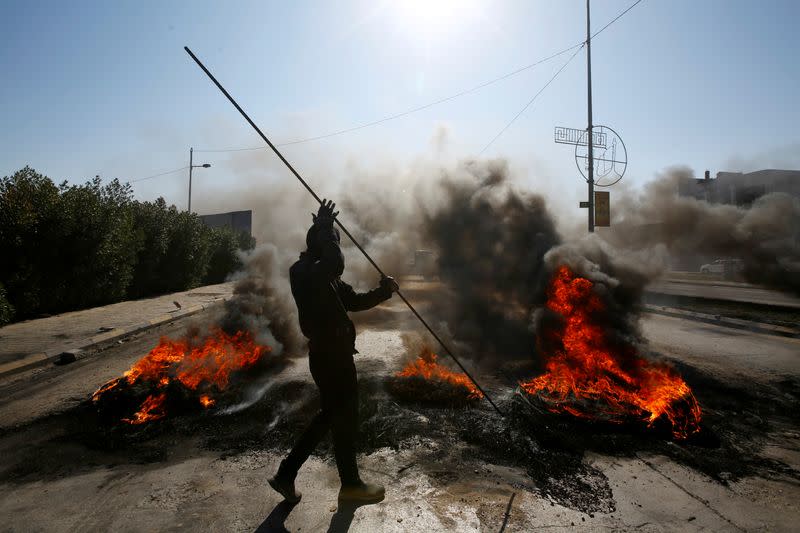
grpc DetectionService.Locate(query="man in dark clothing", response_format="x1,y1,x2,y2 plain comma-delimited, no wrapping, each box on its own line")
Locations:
269,199,398,505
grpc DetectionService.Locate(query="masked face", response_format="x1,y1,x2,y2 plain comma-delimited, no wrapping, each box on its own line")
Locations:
305,226,343,265
305,225,321,259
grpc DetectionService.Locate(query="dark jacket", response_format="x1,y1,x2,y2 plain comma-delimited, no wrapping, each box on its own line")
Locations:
290,223,391,354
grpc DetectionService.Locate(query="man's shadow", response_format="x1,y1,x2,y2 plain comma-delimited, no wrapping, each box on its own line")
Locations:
326,502,365,533
254,500,366,533
254,500,298,533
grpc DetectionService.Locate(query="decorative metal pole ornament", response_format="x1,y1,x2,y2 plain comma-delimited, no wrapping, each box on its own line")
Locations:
574,125,627,188
555,124,627,229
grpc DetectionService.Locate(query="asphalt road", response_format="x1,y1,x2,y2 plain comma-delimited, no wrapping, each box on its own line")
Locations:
642,313,800,378
647,280,800,309
0,307,798,531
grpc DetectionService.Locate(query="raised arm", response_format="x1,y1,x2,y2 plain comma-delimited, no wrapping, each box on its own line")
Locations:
309,199,344,281
337,278,396,312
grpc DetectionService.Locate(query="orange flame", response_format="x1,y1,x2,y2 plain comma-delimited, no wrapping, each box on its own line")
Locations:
397,346,484,400
122,393,167,425
520,266,702,439
199,395,215,408
93,328,269,424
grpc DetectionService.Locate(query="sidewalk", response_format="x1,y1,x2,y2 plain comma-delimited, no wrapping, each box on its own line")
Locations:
0,282,234,376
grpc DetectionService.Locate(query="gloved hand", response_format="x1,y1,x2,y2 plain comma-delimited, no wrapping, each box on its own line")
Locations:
380,275,399,293
312,198,339,228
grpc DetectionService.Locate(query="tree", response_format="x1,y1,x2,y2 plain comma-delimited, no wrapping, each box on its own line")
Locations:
0,167,62,316
0,167,255,322
53,177,139,310
204,226,245,284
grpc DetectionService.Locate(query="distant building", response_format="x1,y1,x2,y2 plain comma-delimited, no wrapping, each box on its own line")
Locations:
678,169,800,206
672,169,800,273
198,210,252,236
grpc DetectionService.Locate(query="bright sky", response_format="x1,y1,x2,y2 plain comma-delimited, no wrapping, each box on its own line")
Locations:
1,0,798,215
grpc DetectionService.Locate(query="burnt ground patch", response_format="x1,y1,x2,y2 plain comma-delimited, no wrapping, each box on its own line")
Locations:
0,356,798,516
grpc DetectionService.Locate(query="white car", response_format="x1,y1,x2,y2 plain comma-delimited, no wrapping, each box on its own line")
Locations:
700,259,743,275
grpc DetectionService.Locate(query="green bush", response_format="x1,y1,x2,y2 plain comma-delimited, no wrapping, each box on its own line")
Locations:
203,226,255,284
204,226,242,285
158,209,213,293
127,198,173,298
51,177,139,310
0,167,64,317
128,199,215,297
0,167,254,322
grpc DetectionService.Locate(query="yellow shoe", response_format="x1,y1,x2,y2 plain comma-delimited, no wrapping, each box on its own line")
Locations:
338,482,385,504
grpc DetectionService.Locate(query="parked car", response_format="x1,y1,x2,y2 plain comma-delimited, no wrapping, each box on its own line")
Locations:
412,250,436,280
700,259,744,275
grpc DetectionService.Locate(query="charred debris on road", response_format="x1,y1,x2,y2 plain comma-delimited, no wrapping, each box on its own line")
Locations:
1,356,798,515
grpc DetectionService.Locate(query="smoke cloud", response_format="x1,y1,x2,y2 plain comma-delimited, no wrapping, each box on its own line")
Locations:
219,243,304,356
605,167,800,295
191,145,798,371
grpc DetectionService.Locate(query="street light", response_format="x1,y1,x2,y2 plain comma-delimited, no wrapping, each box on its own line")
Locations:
188,147,211,213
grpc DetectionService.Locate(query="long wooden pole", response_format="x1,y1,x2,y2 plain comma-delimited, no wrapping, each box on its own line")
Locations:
184,46,503,416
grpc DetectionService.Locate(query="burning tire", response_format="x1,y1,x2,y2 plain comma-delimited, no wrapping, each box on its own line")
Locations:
92,328,275,426
388,347,484,407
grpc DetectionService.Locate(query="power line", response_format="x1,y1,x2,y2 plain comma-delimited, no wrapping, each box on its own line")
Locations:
479,45,584,155
480,0,644,154
193,43,583,154
192,0,644,155
592,0,643,39
129,166,188,183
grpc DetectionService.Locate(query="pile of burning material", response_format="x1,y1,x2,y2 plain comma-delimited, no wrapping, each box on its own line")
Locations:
92,328,273,425
387,346,484,406
520,265,702,440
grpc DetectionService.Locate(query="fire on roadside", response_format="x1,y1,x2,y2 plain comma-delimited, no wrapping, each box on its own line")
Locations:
520,265,702,440
396,346,484,400
92,328,269,424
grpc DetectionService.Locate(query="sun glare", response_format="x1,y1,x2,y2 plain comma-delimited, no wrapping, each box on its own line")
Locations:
392,0,481,36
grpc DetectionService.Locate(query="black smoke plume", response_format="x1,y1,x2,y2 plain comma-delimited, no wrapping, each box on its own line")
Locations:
420,159,560,361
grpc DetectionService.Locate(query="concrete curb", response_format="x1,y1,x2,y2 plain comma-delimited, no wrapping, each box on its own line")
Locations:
659,277,756,289
643,304,800,339
0,297,231,379
644,289,800,311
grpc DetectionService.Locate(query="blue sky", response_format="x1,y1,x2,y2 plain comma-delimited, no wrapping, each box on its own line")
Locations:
1,0,798,215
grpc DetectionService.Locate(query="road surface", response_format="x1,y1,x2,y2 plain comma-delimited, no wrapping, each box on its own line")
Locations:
643,313,800,377
648,279,800,309
0,305,797,531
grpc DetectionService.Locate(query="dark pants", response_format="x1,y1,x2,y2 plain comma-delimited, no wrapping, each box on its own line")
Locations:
278,350,360,485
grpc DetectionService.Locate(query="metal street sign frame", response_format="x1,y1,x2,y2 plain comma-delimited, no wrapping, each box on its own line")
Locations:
554,126,607,148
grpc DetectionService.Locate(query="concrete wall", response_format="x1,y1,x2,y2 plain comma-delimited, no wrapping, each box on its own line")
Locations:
715,170,800,205
198,210,252,236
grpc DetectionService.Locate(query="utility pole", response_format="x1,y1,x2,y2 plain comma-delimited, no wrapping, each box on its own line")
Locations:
586,0,595,233
188,147,193,213
188,147,211,213
554,1,627,229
